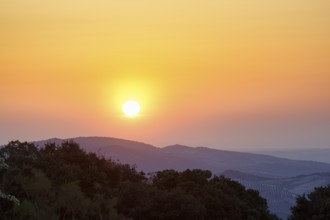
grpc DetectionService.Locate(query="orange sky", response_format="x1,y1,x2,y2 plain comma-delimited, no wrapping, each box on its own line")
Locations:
1,0,329,150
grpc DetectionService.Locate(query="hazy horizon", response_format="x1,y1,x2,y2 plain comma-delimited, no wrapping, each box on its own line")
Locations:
1,1,329,151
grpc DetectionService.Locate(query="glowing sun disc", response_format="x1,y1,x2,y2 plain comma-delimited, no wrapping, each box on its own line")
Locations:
122,100,141,116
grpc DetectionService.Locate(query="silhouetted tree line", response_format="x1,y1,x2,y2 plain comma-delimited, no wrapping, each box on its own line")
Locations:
0,141,281,220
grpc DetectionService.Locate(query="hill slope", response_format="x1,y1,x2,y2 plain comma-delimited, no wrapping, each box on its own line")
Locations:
35,137,330,178
223,170,330,219
34,137,330,219
1,140,279,220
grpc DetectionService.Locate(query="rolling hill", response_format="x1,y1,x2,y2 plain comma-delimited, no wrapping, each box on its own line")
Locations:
33,136,330,219
34,137,330,178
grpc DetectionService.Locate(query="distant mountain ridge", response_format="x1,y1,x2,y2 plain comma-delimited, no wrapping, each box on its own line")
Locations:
34,137,330,178
33,136,330,219
257,148,330,164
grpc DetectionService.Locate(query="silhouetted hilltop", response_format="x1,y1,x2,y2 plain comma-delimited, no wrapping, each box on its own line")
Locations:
0,140,279,220
34,137,330,178
31,137,330,219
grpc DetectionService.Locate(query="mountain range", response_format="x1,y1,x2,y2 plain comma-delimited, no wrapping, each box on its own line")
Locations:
33,136,330,219
257,148,330,164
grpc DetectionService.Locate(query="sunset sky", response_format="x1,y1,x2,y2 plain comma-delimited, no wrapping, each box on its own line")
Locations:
1,0,329,150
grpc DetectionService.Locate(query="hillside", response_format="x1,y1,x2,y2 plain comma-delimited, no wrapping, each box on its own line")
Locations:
34,137,330,178
32,137,330,219
0,140,279,220
223,170,330,219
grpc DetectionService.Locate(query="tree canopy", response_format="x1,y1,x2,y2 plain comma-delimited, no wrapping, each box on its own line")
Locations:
0,141,279,220
289,185,330,220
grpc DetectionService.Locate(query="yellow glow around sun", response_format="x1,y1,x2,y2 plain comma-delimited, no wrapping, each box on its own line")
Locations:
106,75,164,120
108,76,160,119
122,100,141,117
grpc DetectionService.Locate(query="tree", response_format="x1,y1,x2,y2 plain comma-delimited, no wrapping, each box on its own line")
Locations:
151,169,279,220
116,181,205,220
0,156,20,205
1,141,280,220
289,185,330,220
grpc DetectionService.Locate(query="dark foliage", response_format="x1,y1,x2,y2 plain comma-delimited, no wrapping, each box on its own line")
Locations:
289,185,330,220
0,141,279,220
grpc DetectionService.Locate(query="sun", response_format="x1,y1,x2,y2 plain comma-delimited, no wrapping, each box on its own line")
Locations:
122,100,141,117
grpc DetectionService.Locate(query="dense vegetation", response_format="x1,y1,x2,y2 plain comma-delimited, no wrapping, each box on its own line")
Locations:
0,157,19,205
289,185,330,220
0,141,279,220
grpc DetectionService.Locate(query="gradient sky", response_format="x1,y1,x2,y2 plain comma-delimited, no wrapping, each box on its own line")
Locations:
1,0,329,150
